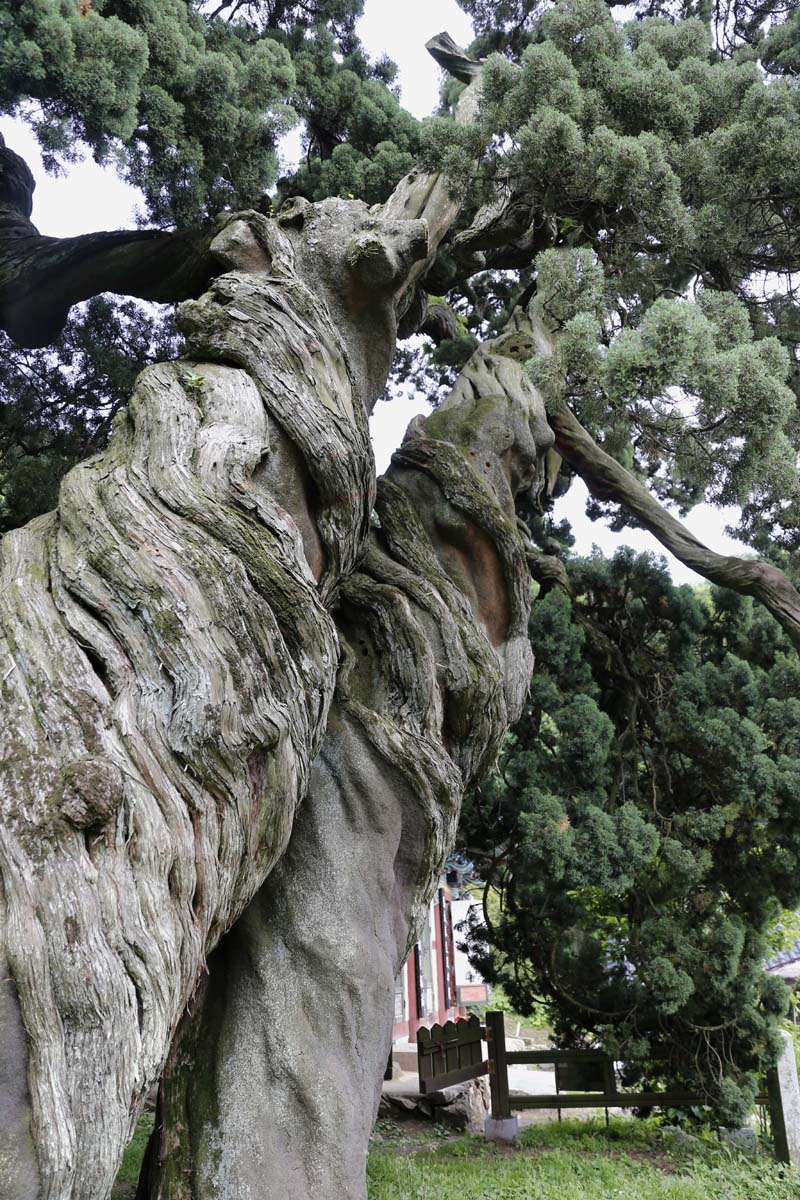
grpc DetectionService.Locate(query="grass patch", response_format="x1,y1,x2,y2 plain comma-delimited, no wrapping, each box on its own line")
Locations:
115,1112,797,1199
111,1112,153,1198
366,1118,799,1200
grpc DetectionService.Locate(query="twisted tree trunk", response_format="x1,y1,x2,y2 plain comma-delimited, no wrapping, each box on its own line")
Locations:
0,38,552,1200
0,198,389,1199
138,320,551,1199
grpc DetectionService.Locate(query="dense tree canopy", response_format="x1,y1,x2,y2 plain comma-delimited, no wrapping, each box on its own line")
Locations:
418,0,800,536
460,549,800,1122
0,0,375,224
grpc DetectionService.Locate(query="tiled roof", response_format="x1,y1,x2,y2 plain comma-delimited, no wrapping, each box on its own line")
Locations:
766,937,800,972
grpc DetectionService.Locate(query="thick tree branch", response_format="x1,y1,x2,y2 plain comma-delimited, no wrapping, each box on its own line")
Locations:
0,33,484,350
0,134,219,346
0,226,219,348
425,31,484,83
548,401,800,653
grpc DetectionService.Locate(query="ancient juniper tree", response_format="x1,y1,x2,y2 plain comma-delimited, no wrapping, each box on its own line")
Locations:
2,0,800,1196
0,32,552,1200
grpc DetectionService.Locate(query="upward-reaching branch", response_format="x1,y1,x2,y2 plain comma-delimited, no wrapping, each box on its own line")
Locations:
380,34,486,307
425,31,484,83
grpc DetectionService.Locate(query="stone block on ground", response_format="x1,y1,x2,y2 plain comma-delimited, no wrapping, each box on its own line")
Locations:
379,1076,491,1133
484,1115,519,1142
717,1126,758,1154
768,1029,800,1166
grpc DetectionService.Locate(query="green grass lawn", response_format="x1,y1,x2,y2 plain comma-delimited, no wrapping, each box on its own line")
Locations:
367,1118,799,1200
115,1114,798,1199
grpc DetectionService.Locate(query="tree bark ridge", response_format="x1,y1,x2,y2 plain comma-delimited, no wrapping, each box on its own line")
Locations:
0,199,430,1199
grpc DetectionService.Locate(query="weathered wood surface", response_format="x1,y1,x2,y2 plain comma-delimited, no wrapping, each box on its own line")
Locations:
0,237,553,1198
418,1016,486,1094
0,201,387,1198
138,307,552,1198
0,36,557,1200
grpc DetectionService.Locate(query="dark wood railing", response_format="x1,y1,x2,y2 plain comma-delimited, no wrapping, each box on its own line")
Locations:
414,1011,797,1163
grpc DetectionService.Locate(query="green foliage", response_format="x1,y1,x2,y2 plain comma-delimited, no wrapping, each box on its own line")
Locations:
0,297,178,532
0,2,420,226
411,0,800,549
461,549,800,1124
282,25,420,204
531,253,798,511
0,0,304,224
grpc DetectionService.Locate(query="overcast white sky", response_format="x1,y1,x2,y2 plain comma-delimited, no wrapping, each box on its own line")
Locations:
2,0,745,582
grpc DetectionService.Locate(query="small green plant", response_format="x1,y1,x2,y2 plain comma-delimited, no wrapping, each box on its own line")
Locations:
181,372,205,393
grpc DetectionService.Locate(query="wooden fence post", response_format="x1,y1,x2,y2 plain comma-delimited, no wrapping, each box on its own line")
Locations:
484,1010,518,1141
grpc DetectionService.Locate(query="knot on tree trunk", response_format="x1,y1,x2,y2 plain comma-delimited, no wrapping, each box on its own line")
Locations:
59,757,125,830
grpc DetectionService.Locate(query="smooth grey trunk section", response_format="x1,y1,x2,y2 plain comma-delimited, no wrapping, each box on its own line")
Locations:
142,718,424,1200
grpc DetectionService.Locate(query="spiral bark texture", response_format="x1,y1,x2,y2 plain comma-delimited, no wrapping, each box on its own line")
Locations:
138,316,554,1200
0,52,555,1199
0,196,430,1198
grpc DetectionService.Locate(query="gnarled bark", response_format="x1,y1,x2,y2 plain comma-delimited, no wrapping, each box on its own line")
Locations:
0,199,388,1199
139,321,551,1200
0,38,545,1200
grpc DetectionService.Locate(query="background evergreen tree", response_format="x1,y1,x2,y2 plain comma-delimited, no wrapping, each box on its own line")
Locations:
460,548,800,1122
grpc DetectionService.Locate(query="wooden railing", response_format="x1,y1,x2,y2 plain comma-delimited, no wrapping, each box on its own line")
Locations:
417,1014,486,1094
415,1011,799,1163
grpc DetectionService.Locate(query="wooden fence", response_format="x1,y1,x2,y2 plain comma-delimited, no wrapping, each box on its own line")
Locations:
416,1010,797,1163
417,1014,486,1093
